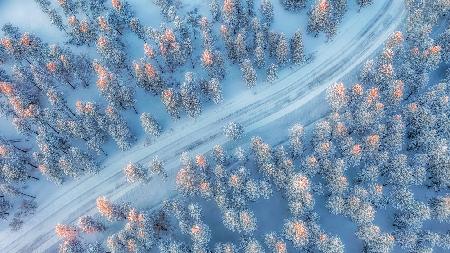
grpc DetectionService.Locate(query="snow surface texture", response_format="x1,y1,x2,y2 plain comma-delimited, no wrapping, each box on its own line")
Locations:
0,0,407,252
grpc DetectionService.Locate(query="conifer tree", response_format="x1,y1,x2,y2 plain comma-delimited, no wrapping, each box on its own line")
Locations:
241,59,257,88
140,112,162,137
291,30,305,65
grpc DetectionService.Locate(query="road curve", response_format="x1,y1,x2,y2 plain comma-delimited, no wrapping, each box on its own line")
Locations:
0,1,405,252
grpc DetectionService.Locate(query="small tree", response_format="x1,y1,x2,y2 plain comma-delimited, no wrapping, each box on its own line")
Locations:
224,122,244,140
241,59,257,88
283,219,308,248
150,156,168,179
266,63,279,84
140,112,162,137
78,215,106,233
123,162,148,183
96,196,128,221
357,0,373,9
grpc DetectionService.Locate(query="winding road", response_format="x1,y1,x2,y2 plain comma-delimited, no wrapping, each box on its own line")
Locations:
0,1,406,252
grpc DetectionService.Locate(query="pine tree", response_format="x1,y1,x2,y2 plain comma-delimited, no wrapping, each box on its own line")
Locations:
55,223,79,242
159,28,185,72
260,0,274,25
210,0,221,22
317,234,345,253
140,112,162,137
224,122,244,140
280,0,307,11
235,33,247,63
78,215,106,233
439,26,450,63
48,9,67,32
268,31,279,58
93,62,136,111
0,184,35,199
206,78,223,104
67,16,96,46
266,63,279,83
150,156,167,179
265,232,288,253
201,49,226,80
105,106,135,151
75,101,108,155
161,88,181,119
215,243,237,253
357,0,373,8
254,45,266,69
180,72,202,118
241,238,264,253
241,59,257,88
276,33,289,65
291,30,305,64
0,198,11,220
307,0,336,39
326,82,348,112
289,123,304,159
96,35,126,70
133,60,165,95
129,17,146,40
223,0,240,33
332,0,347,22
96,196,128,221
123,162,148,183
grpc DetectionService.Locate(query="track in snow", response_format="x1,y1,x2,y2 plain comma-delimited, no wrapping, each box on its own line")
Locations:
1,1,405,252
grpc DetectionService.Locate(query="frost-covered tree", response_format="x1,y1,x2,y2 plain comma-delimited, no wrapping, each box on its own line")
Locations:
96,35,126,70
105,106,135,151
96,196,128,221
161,88,181,119
224,122,244,140
280,0,307,11
74,101,108,155
123,162,148,183
289,123,304,159
260,0,274,25
67,16,96,46
266,63,279,83
201,48,226,80
283,219,309,248
133,60,165,95
255,45,266,69
430,195,450,222
209,0,221,22
78,215,106,234
59,147,99,179
150,156,167,179
291,30,305,65
307,0,336,39
140,112,162,137
357,0,373,8
93,62,136,111
180,72,202,118
206,78,223,104
276,33,289,65
326,82,348,112
241,238,265,253
241,59,257,88
235,33,247,63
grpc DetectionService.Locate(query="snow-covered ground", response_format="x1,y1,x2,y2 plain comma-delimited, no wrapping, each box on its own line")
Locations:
0,0,406,252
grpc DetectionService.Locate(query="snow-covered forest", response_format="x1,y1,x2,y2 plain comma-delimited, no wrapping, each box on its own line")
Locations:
0,0,449,252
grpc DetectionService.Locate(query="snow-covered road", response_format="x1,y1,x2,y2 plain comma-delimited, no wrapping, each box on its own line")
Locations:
0,1,405,252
